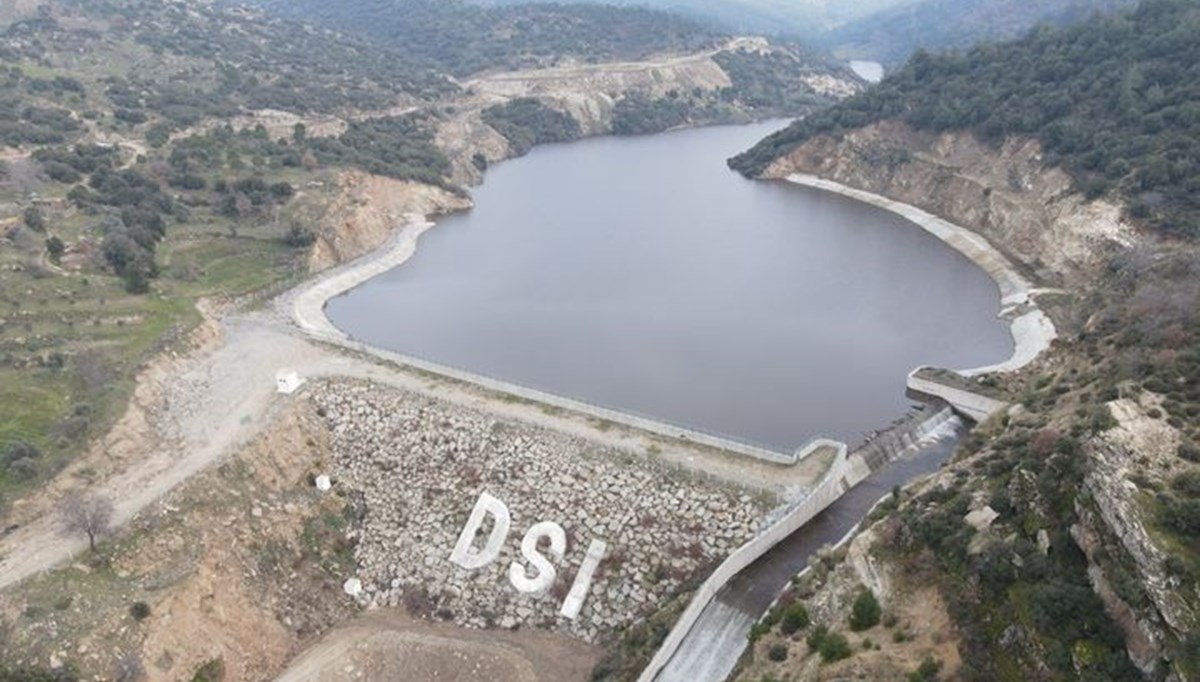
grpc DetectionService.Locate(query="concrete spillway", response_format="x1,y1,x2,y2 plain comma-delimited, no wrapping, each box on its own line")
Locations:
652,406,965,682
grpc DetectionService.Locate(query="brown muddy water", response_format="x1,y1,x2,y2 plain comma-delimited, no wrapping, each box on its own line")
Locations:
326,121,1011,451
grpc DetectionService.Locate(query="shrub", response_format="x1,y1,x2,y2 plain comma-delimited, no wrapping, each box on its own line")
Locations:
24,206,46,232
767,643,789,662
1173,471,1200,498
806,624,828,651
748,621,772,643
1180,442,1200,463
908,656,943,681
2,440,42,466
45,236,65,263
819,633,852,663
849,589,882,631
779,602,810,635
7,457,39,480
129,601,151,621
191,658,225,682
1163,498,1200,537
284,224,316,248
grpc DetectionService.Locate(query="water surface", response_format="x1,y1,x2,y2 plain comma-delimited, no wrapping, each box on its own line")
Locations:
327,121,1010,451
849,60,885,83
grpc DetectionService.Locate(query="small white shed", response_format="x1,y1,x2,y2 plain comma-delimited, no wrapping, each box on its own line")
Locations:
276,369,306,394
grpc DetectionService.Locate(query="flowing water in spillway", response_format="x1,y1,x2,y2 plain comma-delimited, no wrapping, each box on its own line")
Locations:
655,406,964,682
327,121,1011,451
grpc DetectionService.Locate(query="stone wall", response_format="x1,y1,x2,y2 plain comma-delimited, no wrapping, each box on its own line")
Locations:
311,379,769,643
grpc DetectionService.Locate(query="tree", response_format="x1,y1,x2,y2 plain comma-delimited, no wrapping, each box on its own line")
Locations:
23,206,45,232
45,236,65,264
849,589,882,631
59,492,114,552
779,602,810,634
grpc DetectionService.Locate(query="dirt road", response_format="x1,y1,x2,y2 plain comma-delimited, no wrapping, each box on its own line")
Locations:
274,613,599,682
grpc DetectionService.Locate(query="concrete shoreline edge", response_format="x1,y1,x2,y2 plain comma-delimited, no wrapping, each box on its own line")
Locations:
783,173,1058,377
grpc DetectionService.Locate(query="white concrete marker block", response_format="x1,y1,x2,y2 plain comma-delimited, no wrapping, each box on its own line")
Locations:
560,538,607,620
343,577,362,596
276,369,305,394
449,492,511,570
314,475,332,492
508,521,566,594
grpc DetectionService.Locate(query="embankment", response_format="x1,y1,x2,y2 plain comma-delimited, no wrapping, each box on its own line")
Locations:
783,173,1056,378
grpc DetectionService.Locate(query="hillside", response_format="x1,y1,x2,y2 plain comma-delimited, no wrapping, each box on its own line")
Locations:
0,5,864,677
469,0,924,36
733,0,1200,238
231,0,720,77
819,0,1137,64
725,1,1200,680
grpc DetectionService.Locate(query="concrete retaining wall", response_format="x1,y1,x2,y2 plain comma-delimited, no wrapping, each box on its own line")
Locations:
638,442,858,682
906,368,1009,423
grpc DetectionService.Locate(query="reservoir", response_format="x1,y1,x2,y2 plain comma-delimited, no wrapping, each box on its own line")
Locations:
326,121,1011,452
849,60,885,83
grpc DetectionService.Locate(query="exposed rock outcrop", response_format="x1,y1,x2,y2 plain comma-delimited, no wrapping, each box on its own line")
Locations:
308,171,472,271
763,121,1135,285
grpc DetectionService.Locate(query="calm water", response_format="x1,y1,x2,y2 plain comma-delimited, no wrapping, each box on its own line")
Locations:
850,60,885,83
326,121,1011,451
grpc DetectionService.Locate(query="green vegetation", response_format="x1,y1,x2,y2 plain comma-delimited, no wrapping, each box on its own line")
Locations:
189,658,224,682
612,92,706,135
239,0,717,77
766,643,788,661
907,656,943,682
819,0,1136,66
732,0,1200,237
128,601,151,621
779,602,810,634
482,98,582,156
862,240,1200,681
54,0,452,115
0,0,471,512
714,49,843,113
0,67,84,146
848,589,881,631
805,625,852,663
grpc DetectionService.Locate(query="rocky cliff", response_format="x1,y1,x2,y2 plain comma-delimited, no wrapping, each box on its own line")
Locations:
763,120,1134,286
308,171,472,271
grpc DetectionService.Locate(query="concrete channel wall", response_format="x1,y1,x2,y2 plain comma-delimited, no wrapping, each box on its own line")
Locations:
637,441,857,682
906,368,1009,423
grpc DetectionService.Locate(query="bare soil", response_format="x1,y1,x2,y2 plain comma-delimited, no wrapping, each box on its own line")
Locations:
275,613,600,682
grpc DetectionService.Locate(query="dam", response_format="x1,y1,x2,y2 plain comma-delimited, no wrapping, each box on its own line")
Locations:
325,121,1012,451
